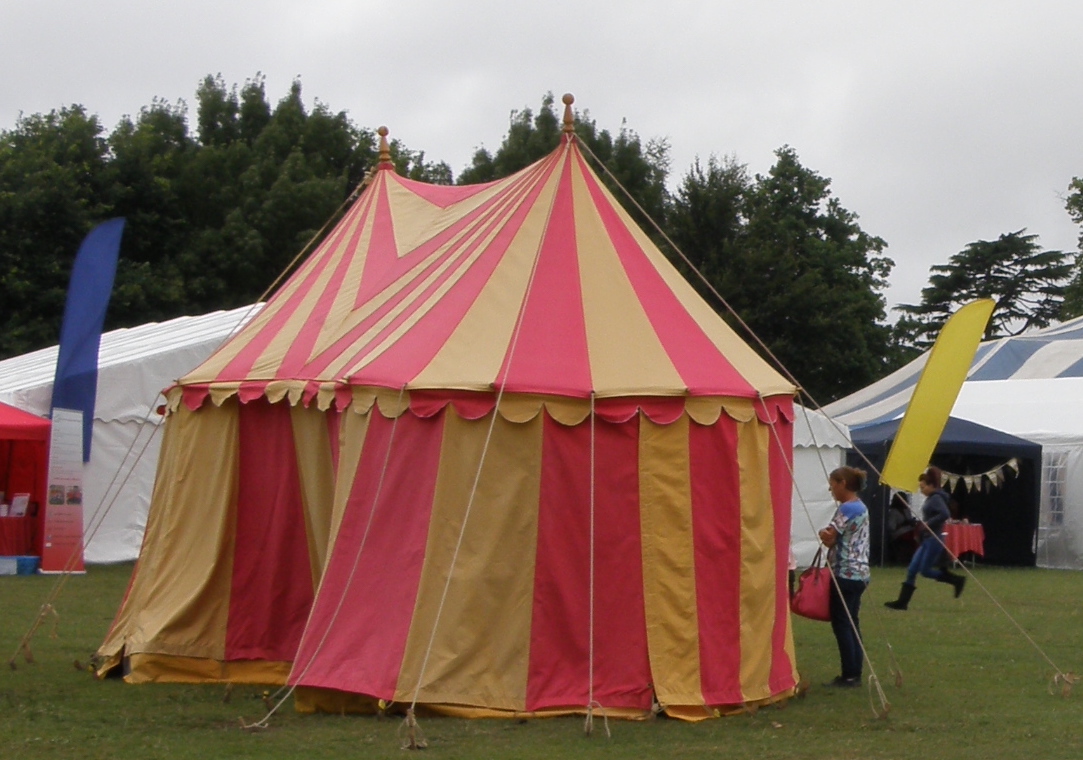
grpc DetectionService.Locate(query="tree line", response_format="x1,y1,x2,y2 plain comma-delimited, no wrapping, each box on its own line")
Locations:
3,79,1082,403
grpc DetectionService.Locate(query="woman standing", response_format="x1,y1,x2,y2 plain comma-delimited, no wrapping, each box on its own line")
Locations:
818,466,871,688
883,466,966,610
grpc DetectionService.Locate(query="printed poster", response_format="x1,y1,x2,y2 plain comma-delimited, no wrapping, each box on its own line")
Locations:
41,408,85,573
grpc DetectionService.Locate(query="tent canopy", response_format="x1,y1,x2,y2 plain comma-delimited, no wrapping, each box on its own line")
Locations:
180,132,793,409
0,401,50,441
847,416,1042,566
850,415,1042,460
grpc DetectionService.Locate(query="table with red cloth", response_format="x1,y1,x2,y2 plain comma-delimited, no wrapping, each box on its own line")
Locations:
944,522,984,559
0,515,34,555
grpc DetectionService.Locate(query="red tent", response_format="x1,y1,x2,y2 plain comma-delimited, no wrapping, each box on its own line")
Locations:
0,402,50,555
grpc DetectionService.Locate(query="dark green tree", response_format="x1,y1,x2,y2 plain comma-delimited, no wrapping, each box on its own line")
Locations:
388,141,452,184
0,106,113,357
1062,177,1083,319
896,229,1072,347
0,75,395,358
666,154,750,303
107,99,194,325
668,147,894,403
174,77,380,312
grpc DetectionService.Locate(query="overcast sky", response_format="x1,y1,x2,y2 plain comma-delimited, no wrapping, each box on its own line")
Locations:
3,0,1081,313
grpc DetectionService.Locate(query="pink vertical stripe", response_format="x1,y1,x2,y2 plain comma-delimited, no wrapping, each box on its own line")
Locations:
527,414,652,711
226,400,314,661
575,150,757,398
291,410,443,697
495,156,593,396
688,416,744,705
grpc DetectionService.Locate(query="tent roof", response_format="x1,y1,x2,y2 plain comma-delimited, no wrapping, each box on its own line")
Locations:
0,400,50,441
951,377,1083,446
180,134,795,407
824,315,1083,434
850,415,1042,460
793,404,850,449
0,306,259,422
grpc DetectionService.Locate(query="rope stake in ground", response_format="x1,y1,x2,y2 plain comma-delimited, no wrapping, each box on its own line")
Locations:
9,603,60,668
584,702,611,738
1050,672,1080,698
400,708,428,750
886,642,904,688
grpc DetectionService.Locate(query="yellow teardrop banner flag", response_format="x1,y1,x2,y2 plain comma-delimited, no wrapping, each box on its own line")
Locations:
880,299,995,491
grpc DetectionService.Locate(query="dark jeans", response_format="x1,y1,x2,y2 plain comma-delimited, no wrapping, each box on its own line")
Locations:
905,537,945,584
829,577,867,680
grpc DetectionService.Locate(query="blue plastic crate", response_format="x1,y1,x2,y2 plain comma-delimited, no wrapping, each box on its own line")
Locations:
15,555,39,575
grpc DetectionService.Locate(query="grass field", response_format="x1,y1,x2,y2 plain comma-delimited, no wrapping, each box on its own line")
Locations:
2,563,1082,759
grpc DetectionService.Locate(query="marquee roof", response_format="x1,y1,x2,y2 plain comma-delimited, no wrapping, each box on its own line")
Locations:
180,126,794,409
825,315,1083,431
0,306,259,424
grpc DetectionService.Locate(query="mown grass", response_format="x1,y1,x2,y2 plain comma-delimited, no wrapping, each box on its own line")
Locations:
2,563,1082,759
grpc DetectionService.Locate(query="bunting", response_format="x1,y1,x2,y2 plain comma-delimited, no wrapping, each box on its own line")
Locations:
941,458,1020,493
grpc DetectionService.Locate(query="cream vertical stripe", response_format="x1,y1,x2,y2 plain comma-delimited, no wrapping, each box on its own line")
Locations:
289,403,338,584
324,405,372,560
638,414,704,707
570,161,686,396
395,410,542,709
113,401,240,662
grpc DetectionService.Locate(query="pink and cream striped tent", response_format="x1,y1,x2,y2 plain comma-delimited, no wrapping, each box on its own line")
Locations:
99,99,801,720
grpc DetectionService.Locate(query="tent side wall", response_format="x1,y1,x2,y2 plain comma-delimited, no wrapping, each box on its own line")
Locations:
847,444,1041,567
1037,443,1083,569
291,395,798,717
98,398,335,682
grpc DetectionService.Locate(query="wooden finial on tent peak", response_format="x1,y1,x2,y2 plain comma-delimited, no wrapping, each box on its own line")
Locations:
562,93,575,133
378,126,392,164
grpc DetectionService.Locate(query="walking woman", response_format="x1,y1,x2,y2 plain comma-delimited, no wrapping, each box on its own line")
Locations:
818,466,871,687
884,466,966,610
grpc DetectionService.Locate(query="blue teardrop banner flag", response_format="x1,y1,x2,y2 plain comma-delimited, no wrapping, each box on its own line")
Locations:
50,218,125,462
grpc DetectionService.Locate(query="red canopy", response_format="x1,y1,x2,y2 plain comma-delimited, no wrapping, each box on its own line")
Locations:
0,402,50,555
0,401,51,441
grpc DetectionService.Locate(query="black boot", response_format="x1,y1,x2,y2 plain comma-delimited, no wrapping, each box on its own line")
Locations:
884,582,915,610
937,569,967,598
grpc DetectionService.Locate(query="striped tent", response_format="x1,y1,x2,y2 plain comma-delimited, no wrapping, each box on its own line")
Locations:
826,315,1083,569
99,100,801,719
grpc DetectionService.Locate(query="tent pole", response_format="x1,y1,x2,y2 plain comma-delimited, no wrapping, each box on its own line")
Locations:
880,484,888,568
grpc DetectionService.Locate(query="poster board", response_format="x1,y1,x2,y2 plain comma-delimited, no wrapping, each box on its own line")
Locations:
41,408,85,573
9,493,29,517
